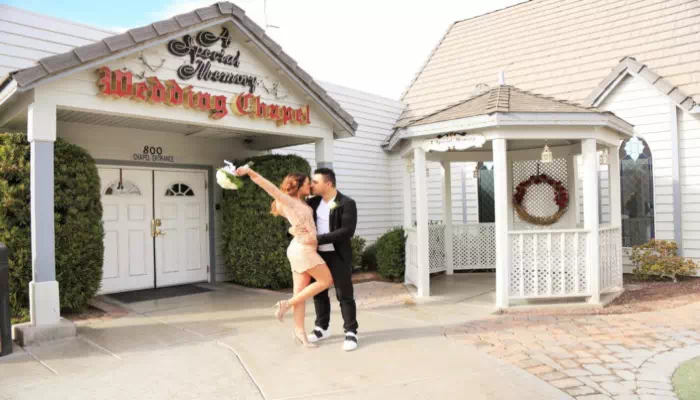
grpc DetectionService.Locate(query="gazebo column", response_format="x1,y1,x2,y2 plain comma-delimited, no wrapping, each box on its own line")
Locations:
414,148,430,297
608,145,623,284
565,155,579,228
402,154,413,286
582,139,601,304
441,160,454,275
493,139,509,308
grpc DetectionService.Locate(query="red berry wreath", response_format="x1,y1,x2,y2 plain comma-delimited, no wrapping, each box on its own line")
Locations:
513,173,569,226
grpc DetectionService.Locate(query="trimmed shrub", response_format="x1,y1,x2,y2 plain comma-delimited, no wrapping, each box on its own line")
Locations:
361,243,378,271
0,133,104,317
351,235,366,271
629,239,698,283
375,227,406,282
221,154,311,289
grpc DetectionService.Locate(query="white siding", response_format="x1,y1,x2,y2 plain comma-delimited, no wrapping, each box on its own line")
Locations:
273,82,404,243
0,5,116,79
599,74,674,272
679,109,700,260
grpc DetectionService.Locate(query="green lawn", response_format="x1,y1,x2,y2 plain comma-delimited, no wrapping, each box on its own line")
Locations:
673,357,700,400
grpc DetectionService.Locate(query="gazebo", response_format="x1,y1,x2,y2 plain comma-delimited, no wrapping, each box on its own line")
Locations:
388,85,634,308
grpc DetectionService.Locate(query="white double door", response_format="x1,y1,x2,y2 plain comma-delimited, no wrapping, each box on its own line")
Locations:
98,167,209,294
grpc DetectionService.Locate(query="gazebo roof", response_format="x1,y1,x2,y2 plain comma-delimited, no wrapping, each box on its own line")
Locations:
411,85,605,127
382,85,634,151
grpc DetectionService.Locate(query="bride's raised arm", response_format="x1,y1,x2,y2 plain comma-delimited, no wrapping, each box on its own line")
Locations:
236,166,293,206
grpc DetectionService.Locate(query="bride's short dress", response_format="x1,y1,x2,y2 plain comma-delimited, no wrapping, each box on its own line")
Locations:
250,173,325,274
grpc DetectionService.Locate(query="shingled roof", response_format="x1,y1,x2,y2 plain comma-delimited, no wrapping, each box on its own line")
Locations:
396,0,700,129
2,1,357,133
412,85,604,126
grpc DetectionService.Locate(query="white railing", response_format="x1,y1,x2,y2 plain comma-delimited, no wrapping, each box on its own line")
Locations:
405,228,418,286
599,225,623,292
509,229,589,299
453,223,496,270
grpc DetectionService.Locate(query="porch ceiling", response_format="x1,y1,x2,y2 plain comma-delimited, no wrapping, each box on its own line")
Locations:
2,108,317,150
55,109,315,150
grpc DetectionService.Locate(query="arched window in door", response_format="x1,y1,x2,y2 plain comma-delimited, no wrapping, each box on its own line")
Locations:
477,162,495,223
620,136,655,247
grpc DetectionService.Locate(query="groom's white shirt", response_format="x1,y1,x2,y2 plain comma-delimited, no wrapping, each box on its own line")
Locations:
316,196,336,252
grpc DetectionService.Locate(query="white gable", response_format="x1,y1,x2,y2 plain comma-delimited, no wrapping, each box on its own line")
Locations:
31,22,336,146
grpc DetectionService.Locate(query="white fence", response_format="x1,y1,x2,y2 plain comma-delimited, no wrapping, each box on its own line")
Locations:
599,225,623,292
407,223,622,302
509,229,589,299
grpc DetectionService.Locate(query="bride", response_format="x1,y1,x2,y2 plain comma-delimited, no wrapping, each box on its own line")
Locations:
234,165,333,348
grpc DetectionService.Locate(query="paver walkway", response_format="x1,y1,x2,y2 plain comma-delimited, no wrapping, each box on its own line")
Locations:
446,301,700,399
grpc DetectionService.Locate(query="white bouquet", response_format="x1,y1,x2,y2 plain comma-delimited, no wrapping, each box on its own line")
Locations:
216,160,253,190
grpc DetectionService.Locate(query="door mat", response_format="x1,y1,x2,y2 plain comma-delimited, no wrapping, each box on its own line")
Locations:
107,284,213,304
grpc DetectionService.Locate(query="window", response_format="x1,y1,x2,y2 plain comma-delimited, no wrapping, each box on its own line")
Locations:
104,181,141,196
620,136,654,247
165,183,195,197
477,162,495,223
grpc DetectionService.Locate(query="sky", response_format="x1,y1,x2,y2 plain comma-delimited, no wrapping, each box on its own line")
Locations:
2,0,526,100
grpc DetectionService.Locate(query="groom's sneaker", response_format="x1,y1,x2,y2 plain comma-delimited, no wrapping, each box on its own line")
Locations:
307,327,330,343
343,332,358,352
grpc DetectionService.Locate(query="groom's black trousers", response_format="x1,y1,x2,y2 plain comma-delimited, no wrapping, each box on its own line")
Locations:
312,250,358,334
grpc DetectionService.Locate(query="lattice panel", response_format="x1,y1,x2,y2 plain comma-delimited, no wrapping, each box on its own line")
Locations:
510,234,522,295
512,159,568,227
509,231,589,298
429,225,446,273
600,227,622,291
577,233,588,292
453,224,496,270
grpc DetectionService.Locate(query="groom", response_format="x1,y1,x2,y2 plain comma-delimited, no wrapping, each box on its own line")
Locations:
295,168,359,351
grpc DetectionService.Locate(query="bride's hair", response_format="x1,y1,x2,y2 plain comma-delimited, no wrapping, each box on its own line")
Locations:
271,172,308,216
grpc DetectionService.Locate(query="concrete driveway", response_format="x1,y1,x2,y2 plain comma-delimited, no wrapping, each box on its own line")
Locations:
0,278,571,400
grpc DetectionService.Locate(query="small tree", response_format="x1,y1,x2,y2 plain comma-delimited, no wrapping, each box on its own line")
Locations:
629,239,697,283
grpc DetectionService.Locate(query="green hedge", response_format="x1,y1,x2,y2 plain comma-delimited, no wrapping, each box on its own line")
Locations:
376,227,406,282
361,243,378,271
0,133,104,317
351,235,366,271
221,154,311,289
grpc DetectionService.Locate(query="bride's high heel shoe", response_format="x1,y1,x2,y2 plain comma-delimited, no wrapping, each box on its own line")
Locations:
293,329,317,348
274,300,291,323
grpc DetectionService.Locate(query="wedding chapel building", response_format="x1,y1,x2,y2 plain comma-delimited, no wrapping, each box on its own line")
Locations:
1,0,700,340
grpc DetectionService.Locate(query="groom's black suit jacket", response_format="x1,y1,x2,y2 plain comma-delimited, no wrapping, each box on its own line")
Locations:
306,191,357,266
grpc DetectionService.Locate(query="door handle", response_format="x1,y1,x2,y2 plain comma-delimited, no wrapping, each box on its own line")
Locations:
151,219,166,237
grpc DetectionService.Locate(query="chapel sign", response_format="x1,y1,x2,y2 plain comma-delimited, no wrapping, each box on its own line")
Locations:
421,133,486,152
95,66,311,127
166,27,258,93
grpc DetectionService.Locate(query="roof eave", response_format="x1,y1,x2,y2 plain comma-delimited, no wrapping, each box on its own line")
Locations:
383,111,634,151
0,77,17,109
586,56,697,113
